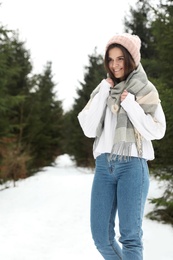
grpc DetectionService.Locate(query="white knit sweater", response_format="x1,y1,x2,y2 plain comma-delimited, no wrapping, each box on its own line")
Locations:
78,79,166,160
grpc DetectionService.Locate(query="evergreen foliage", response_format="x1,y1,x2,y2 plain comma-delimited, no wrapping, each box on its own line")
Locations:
23,62,64,173
150,0,173,85
64,49,106,167
147,166,173,226
0,27,32,184
0,26,64,184
124,0,155,60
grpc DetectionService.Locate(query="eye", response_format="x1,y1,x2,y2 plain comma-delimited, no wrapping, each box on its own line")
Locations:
118,56,124,61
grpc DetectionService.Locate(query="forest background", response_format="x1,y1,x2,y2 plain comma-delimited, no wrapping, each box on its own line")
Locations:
0,0,173,225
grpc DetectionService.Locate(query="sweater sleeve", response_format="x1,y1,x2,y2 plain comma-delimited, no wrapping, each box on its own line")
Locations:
121,93,166,140
77,79,110,138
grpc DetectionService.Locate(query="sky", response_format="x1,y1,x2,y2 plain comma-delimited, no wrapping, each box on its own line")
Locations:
0,0,136,110
0,154,173,260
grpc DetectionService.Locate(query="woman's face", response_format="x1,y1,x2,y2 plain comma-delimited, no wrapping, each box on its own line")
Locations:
108,47,125,80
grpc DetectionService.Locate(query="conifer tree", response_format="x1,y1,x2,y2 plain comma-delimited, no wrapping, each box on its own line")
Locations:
150,0,173,85
124,0,155,59
0,26,64,183
145,0,173,225
0,26,32,183
64,49,106,167
23,62,64,172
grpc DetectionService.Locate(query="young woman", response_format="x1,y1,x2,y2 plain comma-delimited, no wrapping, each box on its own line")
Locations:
78,33,166,260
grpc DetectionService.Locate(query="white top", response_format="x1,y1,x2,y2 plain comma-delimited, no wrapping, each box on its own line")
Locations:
78,79,166,160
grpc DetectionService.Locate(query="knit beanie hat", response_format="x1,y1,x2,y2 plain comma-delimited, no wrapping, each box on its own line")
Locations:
105,33,141,66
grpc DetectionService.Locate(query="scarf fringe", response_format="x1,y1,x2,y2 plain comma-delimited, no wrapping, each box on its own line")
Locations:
108,142,133,161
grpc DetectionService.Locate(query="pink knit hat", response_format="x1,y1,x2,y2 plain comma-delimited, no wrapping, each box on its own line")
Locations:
106,33,141,66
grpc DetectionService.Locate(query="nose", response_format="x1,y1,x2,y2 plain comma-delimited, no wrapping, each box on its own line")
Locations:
112,60,119,68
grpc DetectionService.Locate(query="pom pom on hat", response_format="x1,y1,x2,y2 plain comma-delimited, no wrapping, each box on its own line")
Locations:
106,33,141,66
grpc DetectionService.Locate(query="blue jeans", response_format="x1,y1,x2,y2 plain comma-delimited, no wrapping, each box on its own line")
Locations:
90,153,149,260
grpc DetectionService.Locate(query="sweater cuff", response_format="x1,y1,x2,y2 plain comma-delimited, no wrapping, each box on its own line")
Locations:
121,92,135,106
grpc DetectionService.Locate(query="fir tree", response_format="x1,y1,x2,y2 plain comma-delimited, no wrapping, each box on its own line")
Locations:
0,26,32,183
23,62,64,172
64,49,106,167
0,26,64,183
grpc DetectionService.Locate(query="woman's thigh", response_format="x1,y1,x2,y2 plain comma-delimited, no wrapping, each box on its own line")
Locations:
115,157,149,244
90,154,118,244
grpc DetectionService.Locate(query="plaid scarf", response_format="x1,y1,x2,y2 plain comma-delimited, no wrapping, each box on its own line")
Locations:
91,64,160,158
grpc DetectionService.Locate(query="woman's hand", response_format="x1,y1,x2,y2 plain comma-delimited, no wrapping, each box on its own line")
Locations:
121,89,128,101
106,78,114,87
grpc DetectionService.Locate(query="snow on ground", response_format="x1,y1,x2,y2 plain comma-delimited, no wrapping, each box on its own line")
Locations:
0,154,173,260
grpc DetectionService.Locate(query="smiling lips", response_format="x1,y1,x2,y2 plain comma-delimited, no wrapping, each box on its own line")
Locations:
113,68,122,73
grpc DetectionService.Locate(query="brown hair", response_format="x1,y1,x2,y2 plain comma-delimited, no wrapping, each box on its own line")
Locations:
104,44,136,84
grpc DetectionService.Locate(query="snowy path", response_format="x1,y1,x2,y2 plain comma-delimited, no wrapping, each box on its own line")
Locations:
0,155,173,260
